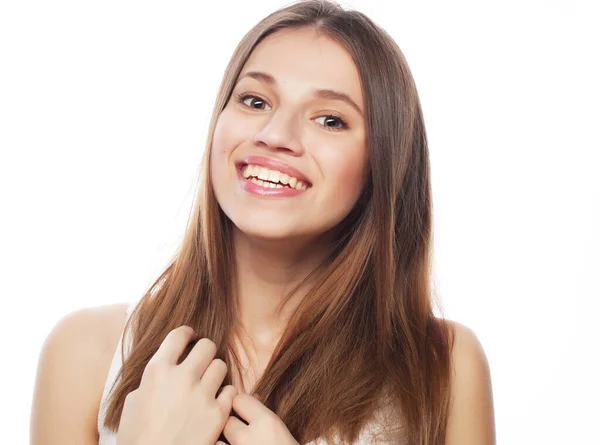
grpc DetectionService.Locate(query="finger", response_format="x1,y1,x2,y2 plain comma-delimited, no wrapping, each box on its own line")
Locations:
150,325,197,365
232,392,271,424
215,385,238,416
179,337,218,377
223,414,247,443
176,338,198,365
197,358,228,396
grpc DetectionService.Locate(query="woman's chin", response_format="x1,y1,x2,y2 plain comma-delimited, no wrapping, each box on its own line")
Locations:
231,221,310,242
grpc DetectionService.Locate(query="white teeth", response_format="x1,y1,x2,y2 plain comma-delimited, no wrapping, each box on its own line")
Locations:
257,167,270,181
268,170,280,183
241,164,310,190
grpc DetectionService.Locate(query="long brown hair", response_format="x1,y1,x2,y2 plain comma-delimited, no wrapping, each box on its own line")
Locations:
103,1,455,443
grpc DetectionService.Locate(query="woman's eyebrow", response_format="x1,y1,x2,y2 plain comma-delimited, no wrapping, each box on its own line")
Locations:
236,70,363,117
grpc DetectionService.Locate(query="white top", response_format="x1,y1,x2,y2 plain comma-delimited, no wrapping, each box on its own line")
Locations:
97,302,136,445
96,302,399,445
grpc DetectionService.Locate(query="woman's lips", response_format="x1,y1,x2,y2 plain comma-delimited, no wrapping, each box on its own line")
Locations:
235,165,309,197
235,155,311,186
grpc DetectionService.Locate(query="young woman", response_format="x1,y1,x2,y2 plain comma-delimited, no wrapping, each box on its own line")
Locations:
31,1,495,444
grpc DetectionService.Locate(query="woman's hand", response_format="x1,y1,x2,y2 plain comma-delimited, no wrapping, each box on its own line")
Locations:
217,393,299,445
116,326,238,445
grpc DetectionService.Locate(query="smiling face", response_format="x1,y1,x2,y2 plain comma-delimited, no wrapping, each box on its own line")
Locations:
211,26,368,242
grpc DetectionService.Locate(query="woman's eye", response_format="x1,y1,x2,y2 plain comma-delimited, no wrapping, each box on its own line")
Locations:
314,115,349,131
236,94,271,111
235,93,349,131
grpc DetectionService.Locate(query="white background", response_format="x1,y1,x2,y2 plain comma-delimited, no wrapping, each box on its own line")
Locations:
1,0,598,443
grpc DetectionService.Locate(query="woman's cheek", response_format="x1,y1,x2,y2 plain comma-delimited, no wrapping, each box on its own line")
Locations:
212,115,233,156
213,112,255,160
325,147,367,192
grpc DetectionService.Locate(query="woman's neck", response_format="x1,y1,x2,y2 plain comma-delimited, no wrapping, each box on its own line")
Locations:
231,227,331,359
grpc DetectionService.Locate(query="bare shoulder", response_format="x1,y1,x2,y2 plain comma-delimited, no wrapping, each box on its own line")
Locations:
30,303,131,445
442,319,496,445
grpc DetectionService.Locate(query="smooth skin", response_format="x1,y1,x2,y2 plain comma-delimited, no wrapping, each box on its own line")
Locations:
31,26,494,445
30,304,495,444
210,24,370,404
115,327,238,445
30,304,130,445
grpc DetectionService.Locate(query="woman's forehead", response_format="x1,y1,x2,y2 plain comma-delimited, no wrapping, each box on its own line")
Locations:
240,28,364,109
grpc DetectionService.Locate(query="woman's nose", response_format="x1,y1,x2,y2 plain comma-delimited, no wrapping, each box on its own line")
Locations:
252,107,304,155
